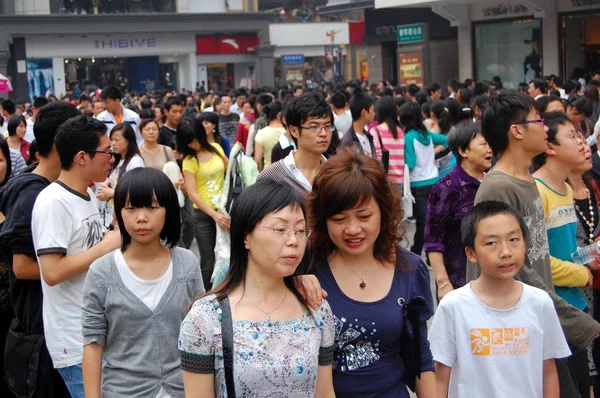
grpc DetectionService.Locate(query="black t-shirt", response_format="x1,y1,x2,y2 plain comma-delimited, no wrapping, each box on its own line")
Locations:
271,142,294,164
159,125,177,150
0,171,50,335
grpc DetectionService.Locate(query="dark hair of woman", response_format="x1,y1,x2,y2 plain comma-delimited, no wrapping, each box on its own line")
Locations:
113,168,181,250
399,101,427,135
176,117,223,162
308,147,403,266
375,96,401,139
197,112,226,149
0,137,12,186
7,114,26,137
139,118,159,131
430,100,455,133
110,122,141,179
206,179,309,307
263,101,282,123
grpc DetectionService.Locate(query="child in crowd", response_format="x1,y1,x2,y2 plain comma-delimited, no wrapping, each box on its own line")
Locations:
82,168,204,397
430,201,570,398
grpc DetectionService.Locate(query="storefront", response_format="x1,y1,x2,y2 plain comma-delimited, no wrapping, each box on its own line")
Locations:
364,7,457,87
0,12,275,101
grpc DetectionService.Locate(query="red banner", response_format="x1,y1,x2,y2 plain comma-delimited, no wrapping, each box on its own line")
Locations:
196,35,259,55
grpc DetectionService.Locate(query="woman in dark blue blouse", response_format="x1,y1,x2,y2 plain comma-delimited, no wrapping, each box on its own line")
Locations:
306,147,436,397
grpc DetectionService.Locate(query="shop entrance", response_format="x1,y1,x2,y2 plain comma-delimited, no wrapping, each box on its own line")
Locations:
562,13,600,79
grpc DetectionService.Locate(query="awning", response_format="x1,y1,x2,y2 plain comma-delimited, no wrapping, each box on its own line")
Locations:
318,0,375,15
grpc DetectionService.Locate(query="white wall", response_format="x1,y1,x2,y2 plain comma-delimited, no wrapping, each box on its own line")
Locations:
187,0,227,13
16,0,50,14
52,57,66,97
269,23,350,47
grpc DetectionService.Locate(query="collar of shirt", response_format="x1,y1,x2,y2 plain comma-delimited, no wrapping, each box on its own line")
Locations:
278,133,296,151
453,164,482,186
282,150,327,191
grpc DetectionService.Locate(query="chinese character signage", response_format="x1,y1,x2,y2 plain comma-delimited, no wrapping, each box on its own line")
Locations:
282,54,305,65
397,24,424,44
398,51,424,86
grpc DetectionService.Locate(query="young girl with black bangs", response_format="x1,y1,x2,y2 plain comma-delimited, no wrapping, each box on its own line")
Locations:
81,168,204,398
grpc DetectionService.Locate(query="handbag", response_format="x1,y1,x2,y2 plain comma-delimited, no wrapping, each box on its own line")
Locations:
402,163,414,221
374,127,390,174
218,297,236,398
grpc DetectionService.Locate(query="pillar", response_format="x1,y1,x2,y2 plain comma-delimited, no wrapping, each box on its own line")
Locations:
255,44,275,87
542,2,559,77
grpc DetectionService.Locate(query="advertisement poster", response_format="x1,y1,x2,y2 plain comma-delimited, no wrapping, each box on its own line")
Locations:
360,60,369,82
398,51,424,87
324,45,343,82
27,59,54,101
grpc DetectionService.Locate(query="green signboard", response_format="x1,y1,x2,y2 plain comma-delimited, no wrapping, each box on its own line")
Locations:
397,23,424,44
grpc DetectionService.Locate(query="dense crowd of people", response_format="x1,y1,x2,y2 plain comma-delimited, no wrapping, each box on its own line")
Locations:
2,70,600,397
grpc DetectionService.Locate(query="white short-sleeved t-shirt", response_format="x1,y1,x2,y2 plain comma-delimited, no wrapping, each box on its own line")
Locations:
429,282,570,398
32,181,104,368
356,133,372,155
114,249,173,312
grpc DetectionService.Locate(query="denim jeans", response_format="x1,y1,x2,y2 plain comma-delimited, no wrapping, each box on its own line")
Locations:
56,363,84,398
194,209,216,292
410,185,432,257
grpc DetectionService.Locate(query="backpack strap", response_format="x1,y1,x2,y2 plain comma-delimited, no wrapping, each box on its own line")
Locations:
162,145,169,162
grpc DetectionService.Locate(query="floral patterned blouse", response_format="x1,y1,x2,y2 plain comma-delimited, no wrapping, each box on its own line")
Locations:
178,294,336,397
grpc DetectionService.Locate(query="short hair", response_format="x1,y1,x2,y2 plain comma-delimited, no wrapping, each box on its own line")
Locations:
7,114,25,137
349,92,374,121
532,112,574,170
330,92,346,109
163,97,184,112
461,201,529,250
0,138,11,186
535,95,564,113
399,101,426,134
447,78,459,92
100,85,122,101
530,78,547,94
2,100,15,115
481,90,536,157
458,88,473,106
427,83,441,96
32,96,49,109
473,82,490,96
563,80,575,94
79,94,91,104
256,93,273,107
407,84,420,97
234,89,247,99
553,76,564,87
28,139,39,164
54,115,107,170
113,168,181,250
448,121,482,164
308,147,402,264
471,95,489,111
464,78,474,87
571,96,593,117
285,92,333,130
34,101,80,157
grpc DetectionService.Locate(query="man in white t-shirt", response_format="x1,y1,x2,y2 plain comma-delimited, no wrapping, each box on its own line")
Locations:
96,85,142,146
32,115,121,398
429,201,570,398
25,96,49,144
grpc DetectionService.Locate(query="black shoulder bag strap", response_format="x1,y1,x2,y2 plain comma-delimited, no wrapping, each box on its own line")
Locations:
218,297,236,398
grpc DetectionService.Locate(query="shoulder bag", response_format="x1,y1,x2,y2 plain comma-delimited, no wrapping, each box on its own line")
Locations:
218,297,236,398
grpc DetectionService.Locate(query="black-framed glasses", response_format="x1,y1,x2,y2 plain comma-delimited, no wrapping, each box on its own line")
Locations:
85,149,115,157
518,119,545,127
300,125,335,134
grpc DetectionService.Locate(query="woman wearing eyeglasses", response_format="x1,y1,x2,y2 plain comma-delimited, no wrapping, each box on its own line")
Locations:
97,122,145,228
179,179,336,398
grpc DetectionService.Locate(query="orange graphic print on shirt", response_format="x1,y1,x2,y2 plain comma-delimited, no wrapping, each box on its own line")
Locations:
471,328,529,356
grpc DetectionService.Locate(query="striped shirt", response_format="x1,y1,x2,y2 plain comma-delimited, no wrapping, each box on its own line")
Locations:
369,124,405,184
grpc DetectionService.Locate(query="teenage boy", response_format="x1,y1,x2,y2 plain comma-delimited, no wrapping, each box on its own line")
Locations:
532,112,592,395
427,82,442,101
466,90,600,395
258,92,333,192
341,91,376,158
430,201,570,398
31,115,121,398
25,96,49,143
218,94,240,144
0,102,79,398
331,91,352,139
96,85,142,145
158,97,184,149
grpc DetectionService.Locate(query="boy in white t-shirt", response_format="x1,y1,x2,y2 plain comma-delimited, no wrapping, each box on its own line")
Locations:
429,201,571,398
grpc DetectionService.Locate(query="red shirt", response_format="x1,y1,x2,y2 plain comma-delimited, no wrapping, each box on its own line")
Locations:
20,140,30,162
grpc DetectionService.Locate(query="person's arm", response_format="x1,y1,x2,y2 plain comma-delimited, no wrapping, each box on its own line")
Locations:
166,146,176,163
415,371,436,398
549,256,591,287
431,132,449,147
315,366,335,398
404,134,417,171
434,362,451,398
254,143,264,171
83,343,104,398
182,372,215,398
428,252,453,299
13,254,40,280
38,230,121,286
543,359,559,398
182,170,230,229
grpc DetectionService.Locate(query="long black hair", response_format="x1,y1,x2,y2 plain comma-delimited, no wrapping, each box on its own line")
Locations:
0,137,12,186
110,122,141,179
399,101,426,135
209,179,309,307
176,117,223,161
197,112,226,150
375,96,401,139
430,100,455,134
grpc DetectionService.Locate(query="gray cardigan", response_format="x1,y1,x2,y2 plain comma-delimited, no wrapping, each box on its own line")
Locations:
81,247,204,397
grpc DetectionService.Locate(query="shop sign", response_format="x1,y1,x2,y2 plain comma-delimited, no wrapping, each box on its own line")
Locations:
95,37,157,49
196,35,259,55
481,4,530,18
570,0,600,6
398,51,424,87
282,54,305,65
397,24,424,44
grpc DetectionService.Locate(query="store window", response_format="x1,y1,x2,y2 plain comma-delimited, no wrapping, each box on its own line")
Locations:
474,18,541,89
561,13,600,81
50,0,176,14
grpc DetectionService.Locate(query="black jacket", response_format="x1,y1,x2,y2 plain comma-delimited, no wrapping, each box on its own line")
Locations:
341,125,377,159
